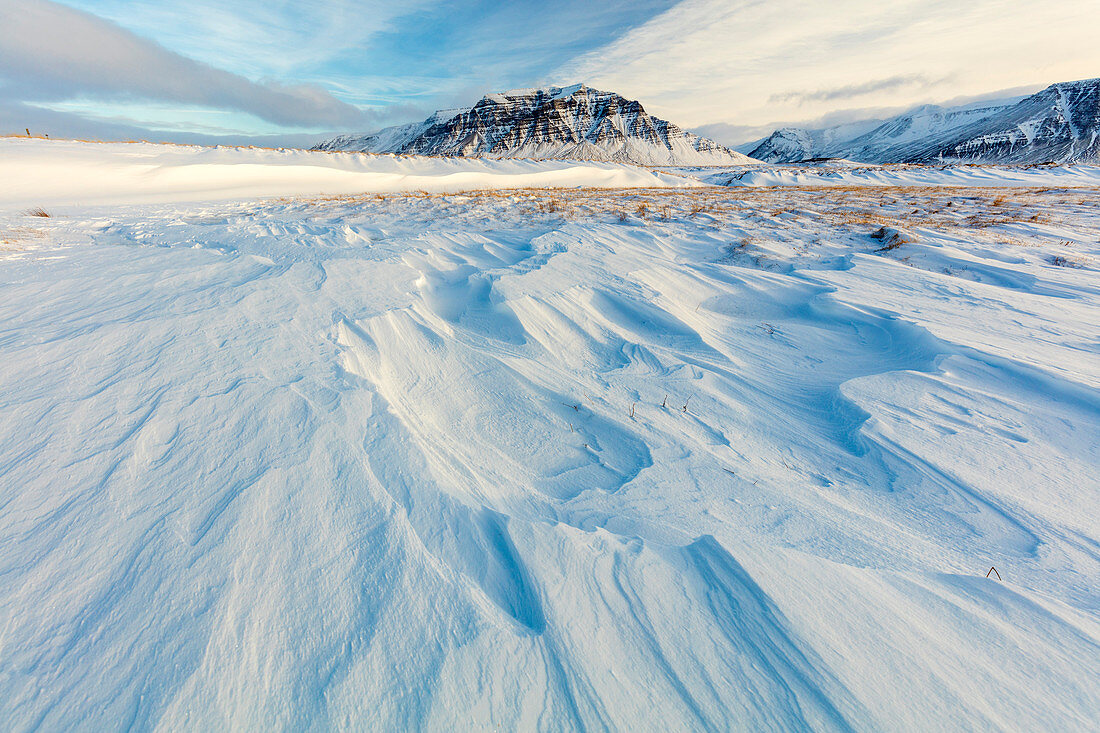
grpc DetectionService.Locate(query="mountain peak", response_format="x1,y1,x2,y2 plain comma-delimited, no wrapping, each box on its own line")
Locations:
492,83,589,100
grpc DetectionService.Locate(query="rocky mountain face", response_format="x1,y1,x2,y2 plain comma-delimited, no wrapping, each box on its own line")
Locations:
315,85,757,166
749,79,1100,165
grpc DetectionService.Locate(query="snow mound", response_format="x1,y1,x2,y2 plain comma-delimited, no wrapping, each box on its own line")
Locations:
0,138,700,212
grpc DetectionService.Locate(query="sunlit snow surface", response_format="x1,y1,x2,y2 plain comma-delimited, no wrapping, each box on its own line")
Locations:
1,142,1099,730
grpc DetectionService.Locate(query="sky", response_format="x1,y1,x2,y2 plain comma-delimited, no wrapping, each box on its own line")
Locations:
1,0,1098,147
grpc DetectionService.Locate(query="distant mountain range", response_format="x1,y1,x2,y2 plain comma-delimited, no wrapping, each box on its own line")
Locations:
748,78,1100,165
317,79,1100,167
314,84,756,166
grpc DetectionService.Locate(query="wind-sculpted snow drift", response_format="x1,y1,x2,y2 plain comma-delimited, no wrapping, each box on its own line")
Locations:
1,140,1098,730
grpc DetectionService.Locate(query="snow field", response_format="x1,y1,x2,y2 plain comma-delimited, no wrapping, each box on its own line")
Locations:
0,144,1099,729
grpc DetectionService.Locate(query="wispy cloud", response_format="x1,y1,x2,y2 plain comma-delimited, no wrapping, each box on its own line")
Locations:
55,0,435,81
4,0,675,140
769,74,951,106
0,0,370,129
555,0,1100,132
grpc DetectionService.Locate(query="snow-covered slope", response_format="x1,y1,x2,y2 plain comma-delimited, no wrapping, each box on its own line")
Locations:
315,84,758,166
314,109,464,158
2,144,1099,729
0,138,698,211
842,99,1017,162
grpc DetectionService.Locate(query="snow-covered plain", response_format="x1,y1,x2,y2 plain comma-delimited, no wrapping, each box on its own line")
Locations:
1,141,1099,730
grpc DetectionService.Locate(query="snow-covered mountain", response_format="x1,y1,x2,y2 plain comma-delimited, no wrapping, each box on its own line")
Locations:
748,97,1019,163
315,84,758,166
749,79,1100,164
911,79,1100,164
745,127,817,164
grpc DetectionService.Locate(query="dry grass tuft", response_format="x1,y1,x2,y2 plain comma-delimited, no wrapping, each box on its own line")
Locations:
280,184,1100,260
871,226,918,251
0,227,46,251
1050,255,1086,268
25,207,50,218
